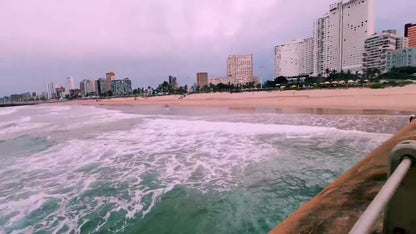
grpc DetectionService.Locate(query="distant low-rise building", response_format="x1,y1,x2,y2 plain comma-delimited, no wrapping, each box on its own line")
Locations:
22,92,31,101
10,94,21,102
209,77,230,85
8,93,32,102
387,48,416,70
0,98,4,103
252,76,261,85
69,89,82,99
111,78,132,96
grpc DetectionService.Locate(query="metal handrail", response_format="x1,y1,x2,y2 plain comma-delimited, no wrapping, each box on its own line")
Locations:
349,157,412,234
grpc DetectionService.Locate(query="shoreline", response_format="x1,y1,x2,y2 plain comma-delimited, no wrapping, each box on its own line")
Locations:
0,102,39,108
54,85,416,114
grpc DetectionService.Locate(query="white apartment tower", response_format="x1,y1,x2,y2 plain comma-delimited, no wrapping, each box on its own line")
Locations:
65,76,75,96
274,38,314,78
314,0,375,74
46,82,55,100
313,15,330,76
227,54,257,85
66,76,75,90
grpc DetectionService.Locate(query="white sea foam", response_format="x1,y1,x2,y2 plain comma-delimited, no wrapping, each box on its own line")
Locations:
0,107,394,233
0,107,18,116
0,117,53,140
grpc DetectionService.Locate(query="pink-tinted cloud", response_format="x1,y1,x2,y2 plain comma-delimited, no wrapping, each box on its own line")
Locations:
0,0,414,95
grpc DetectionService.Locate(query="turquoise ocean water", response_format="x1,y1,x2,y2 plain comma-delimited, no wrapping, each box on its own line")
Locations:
0,105,407,233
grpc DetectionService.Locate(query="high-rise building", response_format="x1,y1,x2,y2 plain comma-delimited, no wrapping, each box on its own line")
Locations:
405,23,416,48
196,72,208,88
80,79,97,96
314,0,375,74
363,30,408,72
387,48,416,70
227,54,259,85
313,15,330,76
96,78,107,96
47,82,55,100
274,38,314,78
106,72,116,92
66,76,75,90
64,76,75,96
111,78,132,96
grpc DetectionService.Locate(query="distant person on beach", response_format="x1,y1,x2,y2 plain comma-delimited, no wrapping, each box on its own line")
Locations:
410,115,416,123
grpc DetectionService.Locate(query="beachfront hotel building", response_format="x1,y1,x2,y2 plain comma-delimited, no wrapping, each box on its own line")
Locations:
196,72,208,88
80,79,97,96
387,48,416,70
274,38,314,78
111,78,132,96
405,23,416,48
363,30,408,73
227,54,259,85
96,78,107,96
313,0,375,75
106,72,116,92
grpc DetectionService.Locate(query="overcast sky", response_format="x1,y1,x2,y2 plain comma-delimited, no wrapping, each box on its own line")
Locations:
0,0,415,96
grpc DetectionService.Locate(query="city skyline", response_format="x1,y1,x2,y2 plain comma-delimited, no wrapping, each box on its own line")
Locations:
1,0,415,96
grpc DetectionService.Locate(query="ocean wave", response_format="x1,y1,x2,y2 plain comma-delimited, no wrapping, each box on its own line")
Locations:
0,107,395,233
0,107,18,116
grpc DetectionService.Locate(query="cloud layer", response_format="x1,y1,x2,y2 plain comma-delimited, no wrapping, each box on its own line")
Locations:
0,0,415,95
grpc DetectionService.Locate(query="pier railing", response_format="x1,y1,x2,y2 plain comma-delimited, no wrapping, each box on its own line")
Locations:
350,140,416,234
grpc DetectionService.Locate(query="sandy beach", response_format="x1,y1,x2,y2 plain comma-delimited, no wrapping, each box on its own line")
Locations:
62,85,416,112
